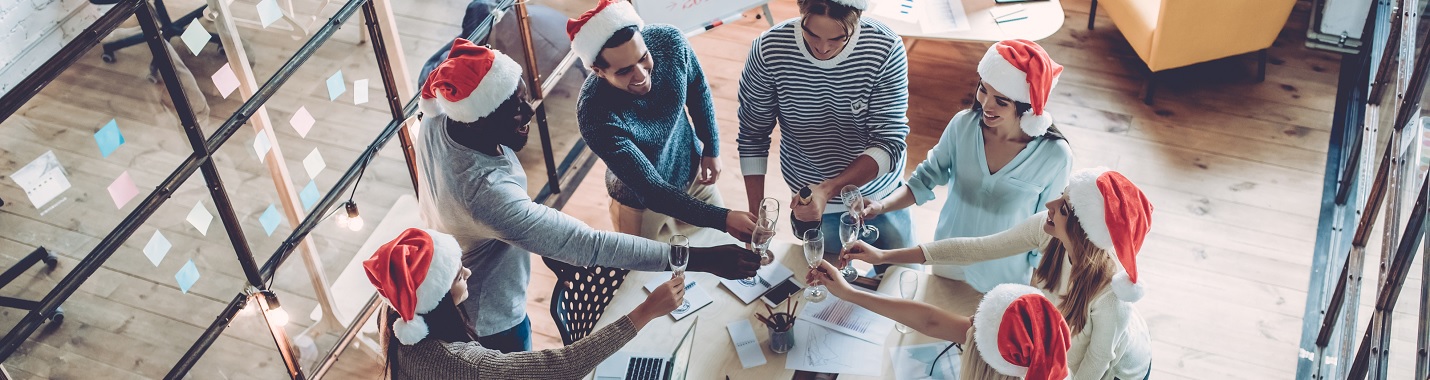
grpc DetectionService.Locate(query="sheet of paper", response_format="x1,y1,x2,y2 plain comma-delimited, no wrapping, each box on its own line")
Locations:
180,21,209,56
917,0,970,33
643,273,713,320
259,204,283,236
187,201,213,236
176,260,201,293
872,0,918,24
989,4,1026,20
290,106,315,138
784,321,885,376
257,0,283,28
94,119,125,158
727,319,768,369
253,131,272,163
303,148,325,179
107,171,140,209
211,63,240,99
299,180,320,211
143,230,171,267
720,261,794,304
353,79,369,104
796,290,896,344
892,342,961,380
11,151,72,209
326,71,346,101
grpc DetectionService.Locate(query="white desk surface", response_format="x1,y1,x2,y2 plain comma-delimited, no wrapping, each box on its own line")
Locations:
589,230,982,379
866,0,1065,42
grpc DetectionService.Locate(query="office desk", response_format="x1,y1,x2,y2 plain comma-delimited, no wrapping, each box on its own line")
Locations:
866,0,1064,42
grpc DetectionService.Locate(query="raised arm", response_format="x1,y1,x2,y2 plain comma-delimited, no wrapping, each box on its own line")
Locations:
808,261,970,343
444,316,639,379
578,110,730,230
919,211,1052,265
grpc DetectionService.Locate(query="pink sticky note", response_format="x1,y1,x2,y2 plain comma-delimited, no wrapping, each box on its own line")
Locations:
107,171,140,209
211,63,240,99
290,106,314,138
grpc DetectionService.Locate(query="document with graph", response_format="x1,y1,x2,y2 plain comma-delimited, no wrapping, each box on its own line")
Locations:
796,290,896,344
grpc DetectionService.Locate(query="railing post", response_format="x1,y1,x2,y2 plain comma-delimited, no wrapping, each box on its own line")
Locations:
515,0,562,194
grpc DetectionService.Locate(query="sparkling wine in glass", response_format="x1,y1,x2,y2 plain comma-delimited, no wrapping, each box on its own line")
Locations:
752,223,776,266
669,234,690,278
802,229,827,302
837,212,862,282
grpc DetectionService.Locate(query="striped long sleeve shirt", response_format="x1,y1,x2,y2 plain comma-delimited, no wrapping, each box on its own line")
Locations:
737,17,911,211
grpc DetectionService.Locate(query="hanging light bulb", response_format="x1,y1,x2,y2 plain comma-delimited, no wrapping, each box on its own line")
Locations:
344,202,364,231
334,204,350,229
259,290,290,327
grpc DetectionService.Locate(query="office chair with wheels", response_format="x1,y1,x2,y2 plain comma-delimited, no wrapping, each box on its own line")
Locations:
92,0,223,64
0,247,66,325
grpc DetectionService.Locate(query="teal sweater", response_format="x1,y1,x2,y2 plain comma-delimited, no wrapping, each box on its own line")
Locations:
577,24,727,229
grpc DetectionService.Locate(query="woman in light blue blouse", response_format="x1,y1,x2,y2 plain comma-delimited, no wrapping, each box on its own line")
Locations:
864,40,1072,292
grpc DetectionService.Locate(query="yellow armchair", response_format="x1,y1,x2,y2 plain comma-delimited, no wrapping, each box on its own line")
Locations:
1089,0,1298,104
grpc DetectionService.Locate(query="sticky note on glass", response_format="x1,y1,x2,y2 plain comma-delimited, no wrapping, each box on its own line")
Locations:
11,151,72,209
354,79,369,105
303,148,325,179
259,204,283,236
107,171,140,209
143,230,171,267
94,119,125,158
176,260,201,294
290,106,314,138
180,21,210,56
326,71,346,101
211,63,240,99
299,180,320,211
187,201,213,236
257,0,283,28
253,131,272,163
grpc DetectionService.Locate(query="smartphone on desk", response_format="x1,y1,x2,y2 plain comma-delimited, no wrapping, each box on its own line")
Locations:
759,278,803,308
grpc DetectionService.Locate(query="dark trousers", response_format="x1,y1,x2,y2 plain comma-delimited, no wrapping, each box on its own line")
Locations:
477,315,532,353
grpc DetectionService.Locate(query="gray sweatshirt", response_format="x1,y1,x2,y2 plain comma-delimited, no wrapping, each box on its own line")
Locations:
415,113,670,336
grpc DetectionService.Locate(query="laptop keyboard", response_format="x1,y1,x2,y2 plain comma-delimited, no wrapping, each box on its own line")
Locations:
625,357,666,380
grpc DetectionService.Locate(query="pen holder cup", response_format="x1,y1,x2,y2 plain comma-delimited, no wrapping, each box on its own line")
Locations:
767,316,795,354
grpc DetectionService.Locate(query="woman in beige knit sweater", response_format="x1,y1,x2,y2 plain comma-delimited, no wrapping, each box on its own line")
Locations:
832,167,1154,380
365,228,685,380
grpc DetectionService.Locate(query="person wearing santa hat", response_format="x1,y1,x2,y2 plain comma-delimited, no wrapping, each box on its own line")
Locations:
841,168,1153,379
861,39,1073,293
738,0,915,266
366,228,687,379
807,264,1073,380
567,0,758,242
415,39,760,353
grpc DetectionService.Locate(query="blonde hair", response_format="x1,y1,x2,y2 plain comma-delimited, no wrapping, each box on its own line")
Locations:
1032,211,1115,335
961,335,1021,380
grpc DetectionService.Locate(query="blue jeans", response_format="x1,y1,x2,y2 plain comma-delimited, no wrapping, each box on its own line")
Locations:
477,315,531,353
818,209,915,264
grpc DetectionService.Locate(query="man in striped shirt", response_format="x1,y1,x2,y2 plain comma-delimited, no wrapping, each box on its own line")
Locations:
737,0,915,261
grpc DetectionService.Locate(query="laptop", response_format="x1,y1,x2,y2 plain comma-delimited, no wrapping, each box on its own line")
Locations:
594,318,698,380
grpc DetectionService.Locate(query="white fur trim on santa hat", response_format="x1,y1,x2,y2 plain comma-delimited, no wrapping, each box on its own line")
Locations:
1065,167,1114,252
411,229,463,316
434,52,522,123
1020,108,1053,136
977,45,1032,104
393,315,430,346
571,1,643,68
829,0,869,10
1112,272,1145,302
974,284,1043,378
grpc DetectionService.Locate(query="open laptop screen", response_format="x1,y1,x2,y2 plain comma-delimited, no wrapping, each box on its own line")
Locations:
667,319,698,380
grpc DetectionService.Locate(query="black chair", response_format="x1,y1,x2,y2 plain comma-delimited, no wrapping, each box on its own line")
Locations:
0,247,65,324
93,0,222,64
542,257,629,345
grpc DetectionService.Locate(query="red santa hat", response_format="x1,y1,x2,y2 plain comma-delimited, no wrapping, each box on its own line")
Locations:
567,0,645,68
973,284,1072,380
420,39,523,123
1065,167,1154,302
363,228,464,345
976,39,1063,137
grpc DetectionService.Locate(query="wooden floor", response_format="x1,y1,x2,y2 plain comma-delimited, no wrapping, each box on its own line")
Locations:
0,0,1422,378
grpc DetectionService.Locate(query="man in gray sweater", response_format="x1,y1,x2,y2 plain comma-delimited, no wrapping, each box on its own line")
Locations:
415,40,759,353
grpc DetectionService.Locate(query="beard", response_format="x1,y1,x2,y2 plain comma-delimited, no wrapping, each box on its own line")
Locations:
501,133,529,152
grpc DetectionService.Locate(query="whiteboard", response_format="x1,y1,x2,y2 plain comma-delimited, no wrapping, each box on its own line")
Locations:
633,0,771,34
1319,0,1370,40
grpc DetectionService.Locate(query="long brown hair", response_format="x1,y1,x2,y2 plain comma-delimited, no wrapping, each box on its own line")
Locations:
797,0,861,35
381,293,478,378
1031,211,1115,335
961,337,1021,380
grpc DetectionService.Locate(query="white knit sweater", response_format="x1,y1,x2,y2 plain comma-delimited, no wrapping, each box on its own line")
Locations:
920,212,1152,380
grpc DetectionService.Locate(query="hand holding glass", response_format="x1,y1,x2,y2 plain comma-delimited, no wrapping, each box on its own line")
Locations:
838,212,877,281
669,234,689,278
802,229,828,302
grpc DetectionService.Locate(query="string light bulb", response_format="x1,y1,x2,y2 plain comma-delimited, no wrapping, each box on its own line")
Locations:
334,201,364,231
259,290,290,327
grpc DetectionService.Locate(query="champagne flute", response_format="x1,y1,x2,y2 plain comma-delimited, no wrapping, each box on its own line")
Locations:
895,270,917,333
837,212,863,282
840,184,864,218
802,229,827,302
758,197,780,227
669,234,690,278
752,222,776,266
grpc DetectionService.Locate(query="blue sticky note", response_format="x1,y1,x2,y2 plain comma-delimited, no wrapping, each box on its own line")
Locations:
175,260,200,294
259,204,282,236
299,180,320,211
326,71,346,101
94,119,125,157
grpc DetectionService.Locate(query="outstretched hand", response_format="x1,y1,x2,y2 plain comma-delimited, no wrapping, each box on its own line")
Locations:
841,240,886,265
688,244,761,279
806,260,854,298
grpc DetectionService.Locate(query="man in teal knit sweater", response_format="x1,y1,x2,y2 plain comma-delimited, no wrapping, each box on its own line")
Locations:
570,0,757,241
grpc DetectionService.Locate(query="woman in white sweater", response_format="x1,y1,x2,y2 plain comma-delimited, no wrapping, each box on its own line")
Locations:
837,167,1153,379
